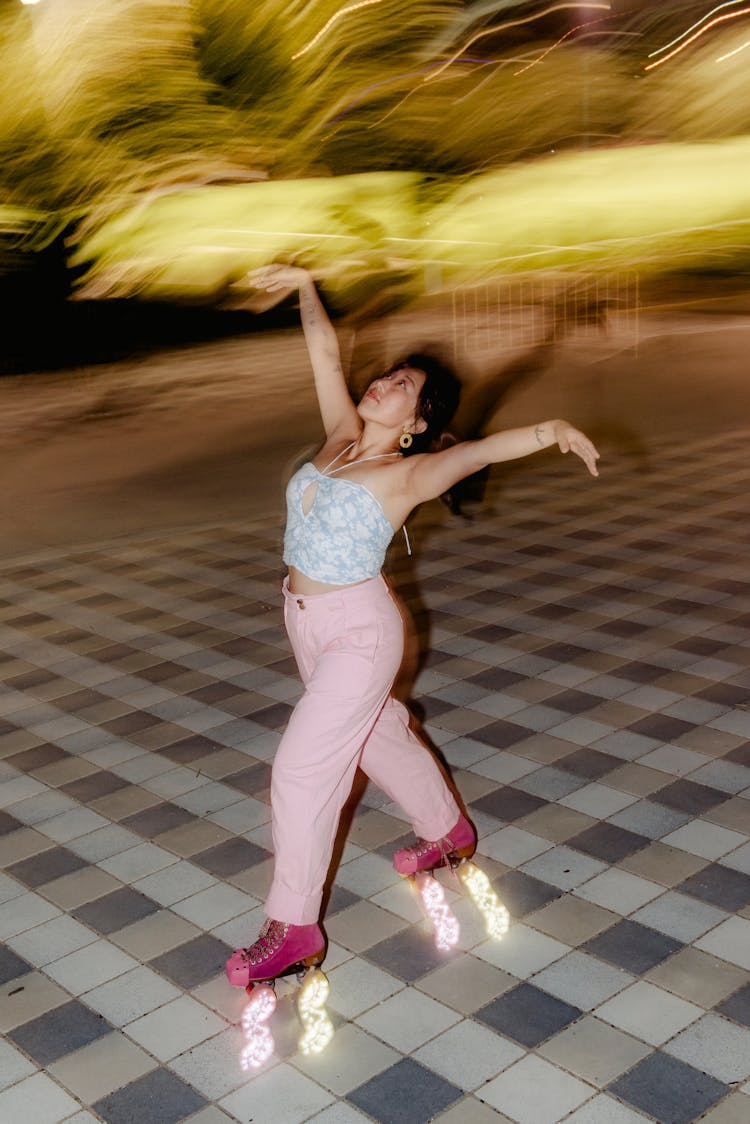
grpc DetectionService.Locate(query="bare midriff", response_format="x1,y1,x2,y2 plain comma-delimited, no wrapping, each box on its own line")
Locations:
287,566,374,596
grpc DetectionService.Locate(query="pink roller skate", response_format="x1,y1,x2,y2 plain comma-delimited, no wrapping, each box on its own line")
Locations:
227,920,333,1068
394,814,509,948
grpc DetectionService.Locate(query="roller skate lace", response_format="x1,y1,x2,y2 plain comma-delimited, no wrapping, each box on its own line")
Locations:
241,919,289,967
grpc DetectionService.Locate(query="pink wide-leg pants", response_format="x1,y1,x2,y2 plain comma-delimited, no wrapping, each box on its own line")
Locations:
264,575,460,925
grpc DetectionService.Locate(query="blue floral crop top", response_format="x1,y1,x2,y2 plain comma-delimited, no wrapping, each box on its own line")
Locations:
283,445,406,584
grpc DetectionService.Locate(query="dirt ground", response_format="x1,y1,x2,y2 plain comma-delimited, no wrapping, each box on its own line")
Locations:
2,287,749,561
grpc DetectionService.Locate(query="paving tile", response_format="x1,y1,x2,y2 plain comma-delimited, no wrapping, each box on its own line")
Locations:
356,989,461,1053
583,919,683,975
595,980,703,1045
0,945,34,986
47,1031,157,1103
695,917,750,971
473,921,569,978
632,890,729,942
665,1013,750,1084
8,998,114,1065
149,933,233,989
716,983,750,1028
538,1014,652,1086
72,887,160,934
93,1066,207,1124
326,900,408,953
661,820,748,861
0,1037,36,1092
109,910,201,961
608,1052,730,1124
574,867,665,915
0,970,71,1033
414,1018,524,1092
475,982,582,1047
526,895,618,946
44,940,139,995
166,1026,248,1101
416,954,517,1014
125,995,225,1060
479,1054,594,1123
568,822,650,863
0,1071,80,1124
362,924,456,983
221,1062,334,1123
677,862,750,912
327,957,404,1019
470,786,548,822
563,1093,652,1122
82,965,182,1026
7,845,88,888
616,841,709,886
697,1095,750,1124
532,950,634,1011
347,1058,462,1124
645,946,749,1008
653,779,732,816
191,837,271,877
7,914,98,967
520,844,607,891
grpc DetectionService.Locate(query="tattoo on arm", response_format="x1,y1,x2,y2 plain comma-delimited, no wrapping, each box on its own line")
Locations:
535,425,545,448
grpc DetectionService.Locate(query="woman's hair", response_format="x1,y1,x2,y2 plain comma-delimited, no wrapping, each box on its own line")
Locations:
388,352,461,456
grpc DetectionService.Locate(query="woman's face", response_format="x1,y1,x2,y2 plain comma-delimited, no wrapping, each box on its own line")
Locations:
357,367,427,431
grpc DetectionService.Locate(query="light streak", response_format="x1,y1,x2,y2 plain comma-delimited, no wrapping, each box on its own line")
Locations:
514,14,618,76
717,34,750,58
328,58,495,124
644,7,750,70
648,1,746,57
297,969,334,1056
458,863,509,940
415,872,461,951
293,0,389,61
424,4,611,84
240,985,276,1070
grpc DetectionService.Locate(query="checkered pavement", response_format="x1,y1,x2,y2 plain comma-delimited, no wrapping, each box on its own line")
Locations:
1,428,749,1124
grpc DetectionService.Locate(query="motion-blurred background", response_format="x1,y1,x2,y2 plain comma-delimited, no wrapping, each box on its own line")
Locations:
1,0,749,550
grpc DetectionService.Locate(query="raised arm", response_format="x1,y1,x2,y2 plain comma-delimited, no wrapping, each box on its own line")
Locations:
250,265,360,438
405,420,600,504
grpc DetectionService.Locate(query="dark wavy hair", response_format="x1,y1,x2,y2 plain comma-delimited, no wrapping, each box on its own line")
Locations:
387,352,461,456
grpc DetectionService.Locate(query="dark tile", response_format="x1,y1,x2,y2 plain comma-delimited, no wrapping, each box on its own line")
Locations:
716,983,750,1028
471,787,548,822
5,744,69,772
470,720,531,750
0,946,33,986
192,838,271,878
73,888,160,935
160,735,218,764
608,1052,729,1124
61,771,130,803
347,1058,462,1124
616,662,669,685
9,999,112,1065
467,667,525,691
546,690,601,715
0,810,22,836
363,926,455,983
93,1067,207,1124
678,863,750,912
103,711,161,736
223,763,272,797
725,742,750,767
583,920,683,975
653,780,730,816
494,870,563,917
535,643,591,663
558,748,620,781
568,823,650,863
250,702,294,730
476,983,581,1047
188,682,240,705
54,688,109,712
325,884,361,915
7,846,88,889
466,624,515,643
628,715,697,742
122,803,196,839
420,695,455,720
149,934,233,989
695,682,750,708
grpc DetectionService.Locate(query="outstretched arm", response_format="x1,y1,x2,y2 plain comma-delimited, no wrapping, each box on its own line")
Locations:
406,420,600,504
250,265,360,438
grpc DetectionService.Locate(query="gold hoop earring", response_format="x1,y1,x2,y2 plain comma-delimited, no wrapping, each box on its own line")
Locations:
399,431,413,450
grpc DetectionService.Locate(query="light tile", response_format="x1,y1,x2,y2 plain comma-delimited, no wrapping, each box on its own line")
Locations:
0,1038,36,1092
0,1071,80,1124
0,892,60,940
595,980,703,1045
574,869,664,915
0,971,70,1033
473,923,569,978
660,820,748,860
327,957,404,1018
695,917,750,971
7,914,97,966
665,1013,750,1083
168,1026,250,1100
356,988,461,1053
132,860,217,905
564,1093,652,1122
416,954,517,1014
98,841,179,881
47,1031,156,1103
521,846,607,891
526,896,618,946
171,883,259,928
414,1018,525,1091
326,901,408,954
632,891,728,942
125,995,226,1061
220,1061,334,1123
481,826,553,867
538,1015,651,1086
479,1054,594,1123
532,951,634,1011
293,1023,399,1096
559,783,638,818
83,965,182,1026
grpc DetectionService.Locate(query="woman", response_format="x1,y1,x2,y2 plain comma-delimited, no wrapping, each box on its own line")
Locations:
226,264,599,988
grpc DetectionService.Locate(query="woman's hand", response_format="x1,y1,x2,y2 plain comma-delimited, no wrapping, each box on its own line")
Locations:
248,264,312,293
553,421,600,477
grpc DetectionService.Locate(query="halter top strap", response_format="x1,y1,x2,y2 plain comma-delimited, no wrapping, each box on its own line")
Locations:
322,442,400,477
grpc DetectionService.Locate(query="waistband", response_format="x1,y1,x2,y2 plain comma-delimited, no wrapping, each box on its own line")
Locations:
282,574,388,612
